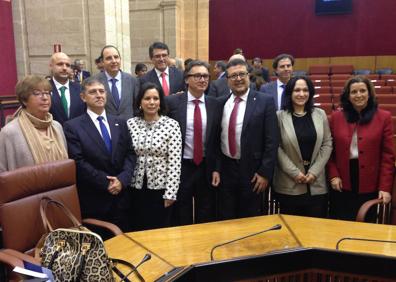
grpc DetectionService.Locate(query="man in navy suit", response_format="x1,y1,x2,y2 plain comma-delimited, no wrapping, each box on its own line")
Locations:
259,54,294,110
217,58,279,220
49,52,86,125
166,60,222,225
95,45,139,121
73,59,91,83
140,42,185,95
63,77,135,231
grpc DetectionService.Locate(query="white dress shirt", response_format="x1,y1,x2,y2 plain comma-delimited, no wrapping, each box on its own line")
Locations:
52,78,71,116
276,79,285,110
155,67,170,89
184,92,207,159
221,89,249,159
86,109,112,139
105,70,122,100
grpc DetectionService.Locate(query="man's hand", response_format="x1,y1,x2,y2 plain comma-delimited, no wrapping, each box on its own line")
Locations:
164,199,175,208
251,173,268,194
212,171,221,187
107,176,122,195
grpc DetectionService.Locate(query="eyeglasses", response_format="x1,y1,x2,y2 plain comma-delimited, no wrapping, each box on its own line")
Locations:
32,90,51,98
227,72,248,81
153,54,168,59
187,73,210,81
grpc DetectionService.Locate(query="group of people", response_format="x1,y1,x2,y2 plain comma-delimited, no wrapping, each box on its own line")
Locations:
0,41,394,233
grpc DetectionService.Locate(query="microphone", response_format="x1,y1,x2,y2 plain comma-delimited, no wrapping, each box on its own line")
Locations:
210,224,282,260
120,253,152,282
336,237,396,250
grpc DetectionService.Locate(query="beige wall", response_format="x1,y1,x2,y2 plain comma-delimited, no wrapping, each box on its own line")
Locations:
12,0,131,79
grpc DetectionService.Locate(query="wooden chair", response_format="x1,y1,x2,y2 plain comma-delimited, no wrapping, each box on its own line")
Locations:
0,159,122,281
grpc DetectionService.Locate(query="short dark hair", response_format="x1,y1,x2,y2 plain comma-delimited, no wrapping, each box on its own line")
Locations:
226,58,248,71
135,63,147,74
149,42,169,59
252,57,262,63
184,60,210,79
100,45,121,59
233,48,243,55
340,75,378,124
134,82,167,117
95,56,102,64
81,77,105,93
282,76,315,114
272,54,295,69
184,58,193,68
215,61,226,72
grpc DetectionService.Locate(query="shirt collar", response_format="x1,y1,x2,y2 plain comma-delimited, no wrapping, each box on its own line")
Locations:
277,79,285,88
105,70,121,81
232,88,249,102
87,109,107,122
187,91,205,103
155,67,169,78
52,78,70,90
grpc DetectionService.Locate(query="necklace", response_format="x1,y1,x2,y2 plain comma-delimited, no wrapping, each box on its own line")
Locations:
293,111,307,117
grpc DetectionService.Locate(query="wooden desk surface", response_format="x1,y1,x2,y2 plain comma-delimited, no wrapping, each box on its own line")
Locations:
105,214,396,281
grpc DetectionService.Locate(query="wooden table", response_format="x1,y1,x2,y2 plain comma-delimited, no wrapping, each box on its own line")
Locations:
105,214,396,281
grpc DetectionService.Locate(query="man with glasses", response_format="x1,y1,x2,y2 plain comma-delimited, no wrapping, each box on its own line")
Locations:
166,60,222,225
216,58,279,220
140,42,185,95
64,77,135,231
259,54,294,110
49,52,86,125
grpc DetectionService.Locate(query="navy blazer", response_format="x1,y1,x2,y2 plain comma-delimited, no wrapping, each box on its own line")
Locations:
63,113,136,217
49,79,86,125
218,90,279,181
140,67,185,95
165,92,222,179
259,80,285,110
208,78,230,98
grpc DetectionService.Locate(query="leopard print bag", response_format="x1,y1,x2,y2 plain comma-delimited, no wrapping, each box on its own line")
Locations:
36,197,114,281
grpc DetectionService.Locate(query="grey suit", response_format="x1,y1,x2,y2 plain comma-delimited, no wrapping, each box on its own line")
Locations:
260,81,283,110
207,78,230,98
273,108,332,196
94,71,139,121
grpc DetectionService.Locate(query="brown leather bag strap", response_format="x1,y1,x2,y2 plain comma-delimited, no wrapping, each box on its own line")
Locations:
40,196,82,231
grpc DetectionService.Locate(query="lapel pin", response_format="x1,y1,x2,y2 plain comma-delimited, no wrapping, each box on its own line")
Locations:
115,123,119,126
254,97,256,101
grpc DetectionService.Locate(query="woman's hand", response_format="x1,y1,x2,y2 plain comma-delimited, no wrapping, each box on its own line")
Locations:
305,173,316,184
164,199,175,208
378,191,392,204
294,172,306,184
330,177,343,192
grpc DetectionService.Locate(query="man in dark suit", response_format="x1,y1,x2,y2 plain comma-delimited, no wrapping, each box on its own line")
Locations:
49,52,86,125
73,59,91,83
94,45,139,121
252,57,270,83
63,77,135,231
259,53,294,110
140,42,184,95
216,58,279,220
166,60,221,225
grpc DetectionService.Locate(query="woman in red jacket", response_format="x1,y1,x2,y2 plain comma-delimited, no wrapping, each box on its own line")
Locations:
328,76,394,221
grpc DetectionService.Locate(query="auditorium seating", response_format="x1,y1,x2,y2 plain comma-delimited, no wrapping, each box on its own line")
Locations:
376,68,393,75
331,64,354,75
314,94,332,104
309,65,330,75
314,86,331,93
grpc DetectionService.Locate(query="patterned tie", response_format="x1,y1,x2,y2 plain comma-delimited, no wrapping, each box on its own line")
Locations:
228,96,241,157
59,86,68,117
193,99,203,165
161,72,169,96
110,78,120,108
97,116,112,153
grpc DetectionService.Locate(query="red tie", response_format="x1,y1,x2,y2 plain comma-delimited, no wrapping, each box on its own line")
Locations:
161,72,169,96
228,96,241,157
193,99,203,165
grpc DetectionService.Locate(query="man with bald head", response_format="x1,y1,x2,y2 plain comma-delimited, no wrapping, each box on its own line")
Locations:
49,52,86,125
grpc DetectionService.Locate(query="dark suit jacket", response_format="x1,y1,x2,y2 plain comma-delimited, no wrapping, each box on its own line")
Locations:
49,79,86,125
165,92,222,180
207,77,230,98
94,71,139,121
218,90,279,181
259,80,282,110
140,67,185,95
63,113,136,218
74,70,91,83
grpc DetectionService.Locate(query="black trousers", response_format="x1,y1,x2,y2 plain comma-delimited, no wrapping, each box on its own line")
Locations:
218,155,263,220
274,192,328,218
329,159,377,222
130,176,173,231
172,159,216,226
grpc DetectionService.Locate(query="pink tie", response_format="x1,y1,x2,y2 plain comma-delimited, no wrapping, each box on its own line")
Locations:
228,97,241,157
193,100,203,165
161,72,169,96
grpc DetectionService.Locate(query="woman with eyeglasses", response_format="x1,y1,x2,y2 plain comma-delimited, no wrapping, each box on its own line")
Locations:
0,75,68,172
273,76,332,218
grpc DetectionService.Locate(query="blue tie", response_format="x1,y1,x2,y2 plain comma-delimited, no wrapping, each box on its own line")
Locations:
97,116,112,153
110,78,120,108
